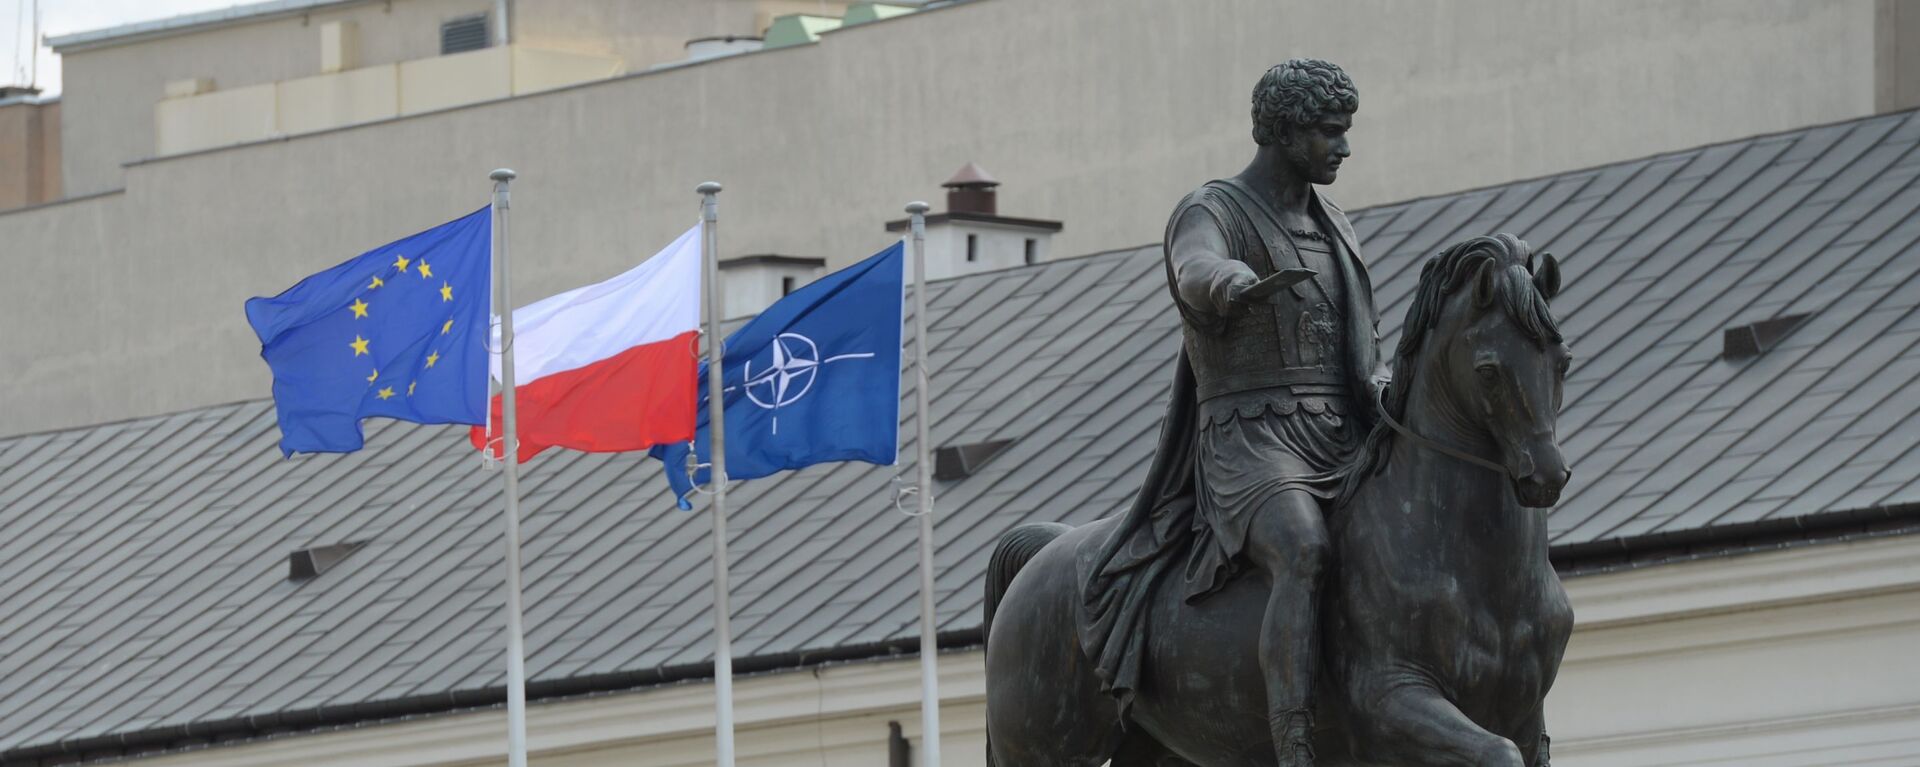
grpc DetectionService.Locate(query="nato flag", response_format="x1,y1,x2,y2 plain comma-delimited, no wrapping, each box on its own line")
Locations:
245,207,493,456
652,242,905,508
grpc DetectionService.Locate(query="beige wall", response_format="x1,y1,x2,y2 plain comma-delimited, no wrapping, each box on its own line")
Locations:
56,0,839,198
110,534,1920,766
56,0,494,196
0,0,1899,437
511,0,845,71
0,100,60,210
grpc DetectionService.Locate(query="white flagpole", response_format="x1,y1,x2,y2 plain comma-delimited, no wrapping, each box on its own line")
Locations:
490,168,532,767
905,201,942,767
697,181,738,767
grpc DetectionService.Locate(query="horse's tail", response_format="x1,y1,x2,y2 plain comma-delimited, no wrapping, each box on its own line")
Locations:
983,522,1071,767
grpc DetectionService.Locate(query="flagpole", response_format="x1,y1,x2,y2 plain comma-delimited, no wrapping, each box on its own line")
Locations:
905,200,942,767
697,181,738,767
490,168,532,767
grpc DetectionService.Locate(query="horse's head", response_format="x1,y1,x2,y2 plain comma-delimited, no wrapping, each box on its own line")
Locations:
1391,233,1572,508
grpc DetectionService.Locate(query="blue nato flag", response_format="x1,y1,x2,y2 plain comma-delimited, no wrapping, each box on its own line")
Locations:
652,242,906,508
245,207,493,456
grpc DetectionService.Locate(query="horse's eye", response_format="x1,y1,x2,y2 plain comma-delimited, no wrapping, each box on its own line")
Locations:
1475,364,1499,385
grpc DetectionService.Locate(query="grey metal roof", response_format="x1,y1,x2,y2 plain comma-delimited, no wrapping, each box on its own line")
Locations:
5,108,1920,759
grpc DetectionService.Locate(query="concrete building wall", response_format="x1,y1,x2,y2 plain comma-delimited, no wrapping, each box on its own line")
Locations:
55,0,495,196
107,534,1920,766
0,99,60,210
0,0,1900,437
1879,0,1920,113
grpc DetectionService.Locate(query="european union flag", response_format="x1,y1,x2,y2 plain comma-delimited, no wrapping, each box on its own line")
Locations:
652,243,905,508
246,207,493,456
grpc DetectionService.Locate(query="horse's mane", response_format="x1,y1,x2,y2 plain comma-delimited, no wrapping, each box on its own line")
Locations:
1336,233,1563,508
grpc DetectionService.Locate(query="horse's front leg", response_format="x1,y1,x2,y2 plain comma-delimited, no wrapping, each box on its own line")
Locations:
1361,682,1525,767
1524,711,1551,767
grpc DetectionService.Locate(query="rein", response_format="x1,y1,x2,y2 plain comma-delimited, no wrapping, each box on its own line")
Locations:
1375,397,1510,476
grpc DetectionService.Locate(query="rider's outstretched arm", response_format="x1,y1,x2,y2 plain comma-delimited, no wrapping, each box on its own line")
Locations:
1168,205,1256,319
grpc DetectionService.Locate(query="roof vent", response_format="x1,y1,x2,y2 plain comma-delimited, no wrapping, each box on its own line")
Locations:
440,14,490,55
289,541,366,582
934,439,1013,481
1723,313,1810,359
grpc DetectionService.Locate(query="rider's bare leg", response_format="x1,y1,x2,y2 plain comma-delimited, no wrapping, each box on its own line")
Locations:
1244,489,1330,767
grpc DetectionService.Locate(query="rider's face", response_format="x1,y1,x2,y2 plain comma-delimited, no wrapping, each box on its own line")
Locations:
1282,113,1352,186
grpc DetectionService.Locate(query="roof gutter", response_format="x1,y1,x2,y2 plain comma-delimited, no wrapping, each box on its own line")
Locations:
9,503,1920,763
0,627,986,765
1549,501,1920,574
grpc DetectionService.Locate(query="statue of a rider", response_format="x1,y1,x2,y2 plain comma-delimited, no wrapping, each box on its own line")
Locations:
1080,58,1386,767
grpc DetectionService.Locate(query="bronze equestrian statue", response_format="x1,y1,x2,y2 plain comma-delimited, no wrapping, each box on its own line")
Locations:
981,59,1575,766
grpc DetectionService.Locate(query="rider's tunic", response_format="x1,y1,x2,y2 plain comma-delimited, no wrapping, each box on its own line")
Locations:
1190,235,1360,591
1176,180,1362,597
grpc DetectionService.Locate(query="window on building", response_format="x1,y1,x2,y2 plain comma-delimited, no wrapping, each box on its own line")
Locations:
781,276,796,296
441,14,491,55
966,234,978,262
1024,238,1038,265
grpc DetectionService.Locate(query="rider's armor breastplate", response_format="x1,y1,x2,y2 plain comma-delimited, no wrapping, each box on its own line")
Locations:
1185,193,1350,404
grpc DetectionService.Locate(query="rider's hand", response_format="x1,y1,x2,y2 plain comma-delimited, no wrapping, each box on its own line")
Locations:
1218,271,1261,317
1225,267,1318,313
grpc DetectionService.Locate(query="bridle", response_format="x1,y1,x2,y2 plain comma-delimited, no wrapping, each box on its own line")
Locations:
1374,392,1510,476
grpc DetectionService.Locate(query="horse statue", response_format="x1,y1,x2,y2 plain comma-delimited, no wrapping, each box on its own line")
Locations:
983,234,1574,766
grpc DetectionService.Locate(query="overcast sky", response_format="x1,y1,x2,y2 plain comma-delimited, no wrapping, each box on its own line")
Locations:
4,0,242,95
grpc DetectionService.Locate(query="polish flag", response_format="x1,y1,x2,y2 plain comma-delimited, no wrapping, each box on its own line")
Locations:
471,225,701,461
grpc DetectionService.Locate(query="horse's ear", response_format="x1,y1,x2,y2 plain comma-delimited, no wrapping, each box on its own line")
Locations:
1472,259,1498,308
1533,252,1562,300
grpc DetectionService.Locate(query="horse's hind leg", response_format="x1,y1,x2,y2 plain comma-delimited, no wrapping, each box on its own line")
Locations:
1361,685,1525,767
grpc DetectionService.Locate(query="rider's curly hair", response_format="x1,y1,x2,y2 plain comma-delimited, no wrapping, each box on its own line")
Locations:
1251,58,1358,146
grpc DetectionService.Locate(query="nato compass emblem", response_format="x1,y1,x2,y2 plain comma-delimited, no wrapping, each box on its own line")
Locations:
737,333,875,434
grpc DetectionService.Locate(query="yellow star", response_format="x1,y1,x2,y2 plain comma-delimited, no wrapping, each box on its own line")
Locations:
425,350,440,369
368,275,384,290
366,368,379,383
376,386,396,400
417,260,433,279
441,319,453,335
393,254,410,273
349,298,369,318
440,282,453,302
407,382,417,396
350,335,370,356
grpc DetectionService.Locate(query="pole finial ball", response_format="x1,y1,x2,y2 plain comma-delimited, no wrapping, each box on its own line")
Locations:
489,168,516,181
696,181,724,195
905,201,931,215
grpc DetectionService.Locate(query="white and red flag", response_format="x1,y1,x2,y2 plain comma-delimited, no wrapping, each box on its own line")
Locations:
471,224,702,460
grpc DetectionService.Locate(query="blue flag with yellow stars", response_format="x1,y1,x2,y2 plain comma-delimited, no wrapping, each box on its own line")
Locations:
245,207,492,456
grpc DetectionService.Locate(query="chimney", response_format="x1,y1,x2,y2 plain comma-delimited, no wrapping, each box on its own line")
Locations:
944,162,998,214
885,163,1062,281
719,254,826,318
